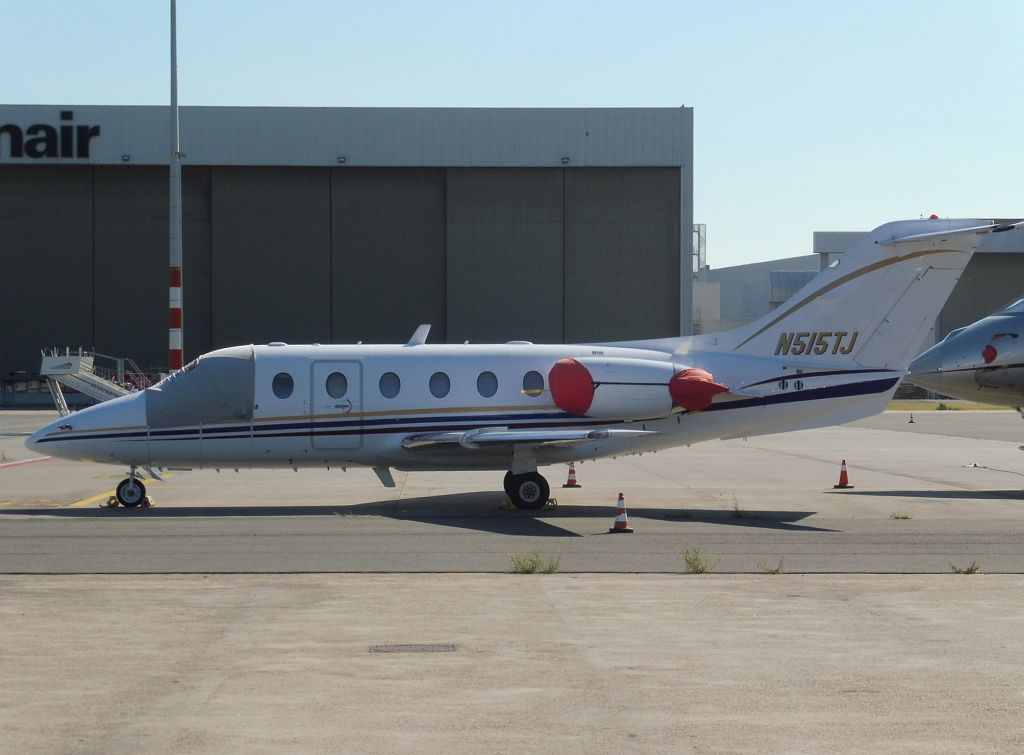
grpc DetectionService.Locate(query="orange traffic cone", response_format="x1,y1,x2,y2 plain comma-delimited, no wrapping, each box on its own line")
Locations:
833,459,854,489
562,462,582,488
608,492,634,533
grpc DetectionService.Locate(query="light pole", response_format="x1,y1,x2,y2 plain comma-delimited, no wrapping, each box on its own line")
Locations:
168,0,184,370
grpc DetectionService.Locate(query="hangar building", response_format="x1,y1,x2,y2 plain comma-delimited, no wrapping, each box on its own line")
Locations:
0,106,694,389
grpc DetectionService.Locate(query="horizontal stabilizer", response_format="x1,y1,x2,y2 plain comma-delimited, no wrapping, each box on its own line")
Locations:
879,219,1022,246
401,427,656,450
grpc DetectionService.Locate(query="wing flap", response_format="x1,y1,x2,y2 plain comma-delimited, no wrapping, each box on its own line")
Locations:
401,427,656,450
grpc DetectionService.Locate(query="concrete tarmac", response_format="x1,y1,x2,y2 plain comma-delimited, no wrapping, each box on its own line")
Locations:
1,574,1022,754
3,409,1024,752
2,409,1024,573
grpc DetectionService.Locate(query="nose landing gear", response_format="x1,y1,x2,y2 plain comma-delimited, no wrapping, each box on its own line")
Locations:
503,470,551,510
115,467,147,508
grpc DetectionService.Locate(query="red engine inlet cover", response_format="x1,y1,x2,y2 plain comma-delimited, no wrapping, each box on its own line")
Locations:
669,368,728,412
548,358,595,416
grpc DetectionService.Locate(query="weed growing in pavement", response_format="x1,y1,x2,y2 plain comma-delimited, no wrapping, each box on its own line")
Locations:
681,544,718,574
509,552,560,574
758,555,786,574
890,512,913,520
731,502,750,519
949,560,980,574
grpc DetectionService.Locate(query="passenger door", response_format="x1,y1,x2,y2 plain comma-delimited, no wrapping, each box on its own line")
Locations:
310,361,362,449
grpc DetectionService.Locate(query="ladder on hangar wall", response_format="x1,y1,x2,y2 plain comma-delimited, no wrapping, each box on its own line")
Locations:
39,348,153,417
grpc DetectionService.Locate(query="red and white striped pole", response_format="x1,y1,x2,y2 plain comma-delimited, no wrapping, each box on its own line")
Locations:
168,0,183,371
169,265,183,369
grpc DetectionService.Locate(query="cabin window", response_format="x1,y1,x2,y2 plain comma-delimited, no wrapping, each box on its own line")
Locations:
477,371,498,398
522,371,544,396
379,372,401,399
272,372,294,399
429,372,450,399
326,372,348,399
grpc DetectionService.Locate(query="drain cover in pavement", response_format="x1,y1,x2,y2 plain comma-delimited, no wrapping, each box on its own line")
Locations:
369,643,457,654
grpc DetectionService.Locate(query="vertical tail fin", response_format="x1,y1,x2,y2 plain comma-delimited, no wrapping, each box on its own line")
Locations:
704,219,1017,370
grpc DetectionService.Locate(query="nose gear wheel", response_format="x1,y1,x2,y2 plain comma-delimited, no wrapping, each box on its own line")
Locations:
115,477,147,508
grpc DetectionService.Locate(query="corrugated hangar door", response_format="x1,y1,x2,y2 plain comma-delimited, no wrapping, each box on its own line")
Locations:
446,168,564,344
210,167,331,346
565,168,680,343
93,166,167,373
331,168,446,344
0,165,93,381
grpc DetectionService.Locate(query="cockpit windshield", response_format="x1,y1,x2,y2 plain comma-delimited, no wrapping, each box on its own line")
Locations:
999,296,1024,315
152,358,201,389
146,346,255,428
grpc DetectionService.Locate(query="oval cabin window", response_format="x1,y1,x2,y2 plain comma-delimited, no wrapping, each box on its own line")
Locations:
326,372,348,399
522,371,544,397
477,371,498,398
272,372,294,399
379,372,401,399
429,372,451,399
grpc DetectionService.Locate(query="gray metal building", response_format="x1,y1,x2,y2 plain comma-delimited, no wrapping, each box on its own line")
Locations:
0,106,694,384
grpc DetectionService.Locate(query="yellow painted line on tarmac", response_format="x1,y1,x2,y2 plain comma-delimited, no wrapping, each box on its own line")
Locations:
70,489,118,508
69,473,176,508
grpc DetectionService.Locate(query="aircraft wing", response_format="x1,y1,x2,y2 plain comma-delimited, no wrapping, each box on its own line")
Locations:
401,427,656,450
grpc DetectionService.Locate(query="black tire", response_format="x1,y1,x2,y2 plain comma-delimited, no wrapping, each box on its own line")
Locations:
507,472,550,511
116,478,147,508
502,470,515,499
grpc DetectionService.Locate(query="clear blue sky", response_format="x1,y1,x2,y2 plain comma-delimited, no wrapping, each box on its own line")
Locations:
3,0,1021,267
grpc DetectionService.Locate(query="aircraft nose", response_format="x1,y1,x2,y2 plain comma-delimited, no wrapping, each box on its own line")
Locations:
909,347,941,378
25,414,73,457
25,427,45,454
24,391,148,463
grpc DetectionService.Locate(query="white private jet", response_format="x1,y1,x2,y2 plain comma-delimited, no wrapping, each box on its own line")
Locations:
27,217,1022,509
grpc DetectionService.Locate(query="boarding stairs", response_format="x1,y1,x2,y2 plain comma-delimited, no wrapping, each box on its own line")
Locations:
39,348,154,417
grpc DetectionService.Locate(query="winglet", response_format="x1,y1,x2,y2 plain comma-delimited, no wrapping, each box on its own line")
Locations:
405,324,431,347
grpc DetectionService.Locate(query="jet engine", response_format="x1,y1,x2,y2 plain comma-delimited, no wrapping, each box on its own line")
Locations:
548,358,727,420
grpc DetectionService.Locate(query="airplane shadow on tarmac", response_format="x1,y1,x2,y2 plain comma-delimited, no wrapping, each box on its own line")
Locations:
0,491,834,535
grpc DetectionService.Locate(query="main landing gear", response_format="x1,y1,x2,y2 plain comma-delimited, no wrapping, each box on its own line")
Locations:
503,470,550,510
115,467,147,508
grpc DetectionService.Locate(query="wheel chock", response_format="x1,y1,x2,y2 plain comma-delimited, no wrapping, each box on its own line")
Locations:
499,498,516,510
103,496,119,508
142,496,154,508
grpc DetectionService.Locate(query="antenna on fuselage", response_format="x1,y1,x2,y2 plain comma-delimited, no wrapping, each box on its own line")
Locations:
405,324,431,347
